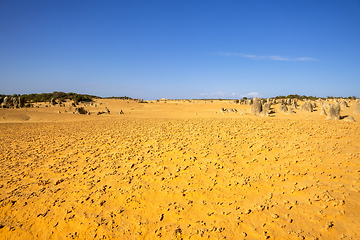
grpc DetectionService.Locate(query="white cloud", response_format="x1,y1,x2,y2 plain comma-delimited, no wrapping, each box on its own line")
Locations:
215,52,317,61
200,91,227,98
268,55,290,61
241,92,260,98
295,57,317,61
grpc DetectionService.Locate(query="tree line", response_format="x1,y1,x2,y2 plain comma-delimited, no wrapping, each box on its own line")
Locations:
0,92,139,103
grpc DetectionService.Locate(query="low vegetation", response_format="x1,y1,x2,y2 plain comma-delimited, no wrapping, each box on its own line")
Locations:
0,92,139,103
274,94,357,100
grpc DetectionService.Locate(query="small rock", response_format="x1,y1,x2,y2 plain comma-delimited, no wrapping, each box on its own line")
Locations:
243,209,251,214
325,221,334,230
344,116,355,122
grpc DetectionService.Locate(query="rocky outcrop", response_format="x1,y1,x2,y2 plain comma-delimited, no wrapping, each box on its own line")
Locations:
12,97,18,108
340,100,348,108
249,98,262,116
73,107,90,115
320,107,327,116
300,101,313,112
287,108,295,115
259,110,269,117
18,97,25,108
326,104,340,120
354,101,360,114
97,107,111,115
2,97,9,108
278,103,288,113
263,102,270,113
344,116,355,122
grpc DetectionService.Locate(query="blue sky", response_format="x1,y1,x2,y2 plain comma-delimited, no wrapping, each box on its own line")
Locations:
1,0,359,100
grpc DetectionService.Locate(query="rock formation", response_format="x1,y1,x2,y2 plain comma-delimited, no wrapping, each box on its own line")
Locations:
18,97,25,108
340,100,348,108
344,116,356,122
263,102,270,113
354,101,360,114
12,97,18,108
3,96,9,108
278,103,288,113
287,108,295,115
335,103,341,113
300,101,313,112
317,99,324,107
259,110,269,117
97,107,111,115
326,104,340,120
249,98,262,116
320,107,327,115
73,107,89,115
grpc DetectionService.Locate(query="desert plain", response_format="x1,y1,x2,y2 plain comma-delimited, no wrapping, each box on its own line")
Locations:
0,99,360,239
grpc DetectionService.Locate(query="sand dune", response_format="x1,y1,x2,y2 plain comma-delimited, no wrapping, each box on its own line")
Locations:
0,99,359,239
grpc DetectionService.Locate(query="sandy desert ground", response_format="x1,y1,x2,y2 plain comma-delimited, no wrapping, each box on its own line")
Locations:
1,99,360,239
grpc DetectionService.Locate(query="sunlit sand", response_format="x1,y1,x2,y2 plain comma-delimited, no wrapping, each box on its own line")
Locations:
1,99,359,239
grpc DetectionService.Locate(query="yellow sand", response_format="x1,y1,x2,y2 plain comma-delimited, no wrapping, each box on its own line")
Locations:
0,99,359,239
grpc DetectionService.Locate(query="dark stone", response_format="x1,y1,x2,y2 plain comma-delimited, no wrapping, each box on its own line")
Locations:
73,107,89,115
19,97,25,108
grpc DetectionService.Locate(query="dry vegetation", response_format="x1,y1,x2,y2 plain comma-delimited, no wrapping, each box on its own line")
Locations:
1,98,360,239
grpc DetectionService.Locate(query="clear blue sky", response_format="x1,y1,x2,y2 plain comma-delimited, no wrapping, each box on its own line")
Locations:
1,0,359,99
